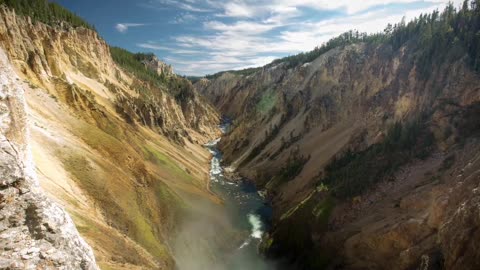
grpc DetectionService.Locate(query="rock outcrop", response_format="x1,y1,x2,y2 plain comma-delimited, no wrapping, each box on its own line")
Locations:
0,48,98,269
140,54,174,77
196,35,480,269
0,5,220,269
197,41,479,207
0,6,218,144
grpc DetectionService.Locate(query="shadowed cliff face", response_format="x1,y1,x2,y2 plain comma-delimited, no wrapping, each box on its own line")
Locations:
0,6,223,269
2,1,480,269
196,39,480,268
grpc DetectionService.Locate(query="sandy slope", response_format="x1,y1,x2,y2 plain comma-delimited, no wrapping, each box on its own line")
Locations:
0,6,222,269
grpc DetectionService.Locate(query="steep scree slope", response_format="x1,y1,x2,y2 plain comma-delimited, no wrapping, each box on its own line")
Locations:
0,47,98,269
0,5,221,270
196,12,480,270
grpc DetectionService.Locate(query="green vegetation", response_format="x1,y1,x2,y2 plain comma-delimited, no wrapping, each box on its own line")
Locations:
142,144,200,188
0,0,95,30
198,1,480,82
269,0,480,75
269,31,387,69
1,0,197,109
71,213,156,268
278,148,310,183
62,152,173,263
186,76,203,83
270,131,303,160
256,89,277,115
110,47,195,103
205,67,262,80
110,47,168,87
169,74,195,102
322,118,435,198
241,120,283,166
269,195,334,268
62,122,181,265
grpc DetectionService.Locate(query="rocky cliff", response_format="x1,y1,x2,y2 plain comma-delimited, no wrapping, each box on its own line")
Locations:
0,5,220,269
139,54,174,77
196,17,480,270
0,47,98,269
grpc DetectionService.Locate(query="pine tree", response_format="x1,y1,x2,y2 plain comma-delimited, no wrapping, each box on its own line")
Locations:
0,0,94,30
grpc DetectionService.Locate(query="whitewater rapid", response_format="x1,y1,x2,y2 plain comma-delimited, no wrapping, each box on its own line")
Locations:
202,120,279,270
206,136,266,249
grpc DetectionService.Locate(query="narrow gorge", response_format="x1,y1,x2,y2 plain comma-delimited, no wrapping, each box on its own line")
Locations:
195,13,480,270
1,1,480,270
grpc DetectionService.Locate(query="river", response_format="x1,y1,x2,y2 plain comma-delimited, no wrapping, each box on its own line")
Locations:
172,122,279,270
204,123,276,270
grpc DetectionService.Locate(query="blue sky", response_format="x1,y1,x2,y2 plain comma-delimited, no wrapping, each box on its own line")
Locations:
54,0,462,76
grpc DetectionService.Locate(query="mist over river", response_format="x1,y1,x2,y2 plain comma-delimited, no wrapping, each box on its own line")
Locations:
172,122,279,270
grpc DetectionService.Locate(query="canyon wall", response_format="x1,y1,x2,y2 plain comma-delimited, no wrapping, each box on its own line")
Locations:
0,46,98,270
197,38,480,269
0,6,220,269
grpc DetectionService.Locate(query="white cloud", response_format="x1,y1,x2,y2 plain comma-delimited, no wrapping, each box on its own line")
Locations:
215,0,463,16
137,43,170,50
115,23,146,33
220,2,256,17
137,42,203,55
148,0,465,18
204,20,279,35
165,55,277,75
153,0,212,12
138,0,464,75
171,13,198,24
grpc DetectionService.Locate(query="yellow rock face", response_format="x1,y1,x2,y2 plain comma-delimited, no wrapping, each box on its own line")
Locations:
0,6,221,270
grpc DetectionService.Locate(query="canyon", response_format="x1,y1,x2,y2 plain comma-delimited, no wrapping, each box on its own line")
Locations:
195,10,480,269
0,5,222,269
1,1,480,270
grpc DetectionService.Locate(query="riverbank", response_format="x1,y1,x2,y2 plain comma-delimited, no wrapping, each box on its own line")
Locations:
205,134,276,270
